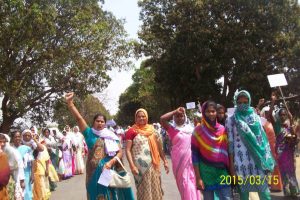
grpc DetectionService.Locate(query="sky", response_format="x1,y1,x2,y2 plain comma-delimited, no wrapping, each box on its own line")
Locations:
97,0,142,115
0,1,141,122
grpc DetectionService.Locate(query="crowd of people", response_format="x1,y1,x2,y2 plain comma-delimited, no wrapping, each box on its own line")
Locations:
1,89,299,200
0,124,88,200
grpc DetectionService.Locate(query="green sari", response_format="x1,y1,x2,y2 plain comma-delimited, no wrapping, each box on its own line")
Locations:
83,127,134,200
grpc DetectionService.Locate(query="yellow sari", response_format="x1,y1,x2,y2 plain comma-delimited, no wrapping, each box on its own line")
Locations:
33,146,51,200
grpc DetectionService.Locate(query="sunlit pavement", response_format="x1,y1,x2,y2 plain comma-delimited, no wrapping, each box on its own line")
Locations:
51,155,300,200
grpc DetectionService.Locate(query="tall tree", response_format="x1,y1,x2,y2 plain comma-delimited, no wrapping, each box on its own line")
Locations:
137,0,300,108
116,60,169,126
0,0,132,132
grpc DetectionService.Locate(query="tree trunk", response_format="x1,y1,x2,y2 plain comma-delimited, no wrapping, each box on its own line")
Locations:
226,83,236,108
0,115,15,133
221,73,229,105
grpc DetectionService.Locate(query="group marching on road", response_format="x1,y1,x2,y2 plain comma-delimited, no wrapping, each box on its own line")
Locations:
0,89,299,200
0,123,88,200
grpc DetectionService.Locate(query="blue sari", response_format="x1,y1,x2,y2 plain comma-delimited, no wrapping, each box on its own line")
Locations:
17,145,33,200
83,127,134,200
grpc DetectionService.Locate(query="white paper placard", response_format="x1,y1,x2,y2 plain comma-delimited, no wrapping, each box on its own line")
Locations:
267,74,288,88
227,108,235,117
98,169,112,187
186,102,196,109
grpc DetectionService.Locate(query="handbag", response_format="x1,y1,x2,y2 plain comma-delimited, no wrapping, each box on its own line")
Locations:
109,156,131,188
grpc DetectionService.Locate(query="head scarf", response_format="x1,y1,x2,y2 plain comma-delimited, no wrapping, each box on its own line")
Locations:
3,134,10,143
273,108,291,136
191,101,229,168
132,108,160,170
21,129,37,149
234,90,274,171
171,113,194,134
73,126,79,133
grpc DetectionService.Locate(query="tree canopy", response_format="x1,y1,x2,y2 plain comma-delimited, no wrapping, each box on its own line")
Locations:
116,0,300,123
0,0,132,132
136,0,300,110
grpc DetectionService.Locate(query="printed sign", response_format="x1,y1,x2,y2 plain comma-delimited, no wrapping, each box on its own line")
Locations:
267,74,288,88
186,102,196,109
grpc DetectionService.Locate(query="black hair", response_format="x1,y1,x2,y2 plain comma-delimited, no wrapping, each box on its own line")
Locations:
217,104,225,111
11,130,21,139
33,149,39,159
43,128,50,134
278,108,287,115
93,113,107,123
0,134,6,140
203,100,217,112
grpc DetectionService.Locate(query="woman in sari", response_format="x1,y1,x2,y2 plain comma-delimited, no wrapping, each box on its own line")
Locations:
64,125,76,175
226,90,275,200
3,133,25,200
32,140,51,200
259,106,283,192
42,129,60,171
66,92,134,200
269,93,299,197
73,126,85,174
61,130,73,179
126,108,169,200
191,101,231,200
160,107,201,200
19,129,44,200
0,133,10,200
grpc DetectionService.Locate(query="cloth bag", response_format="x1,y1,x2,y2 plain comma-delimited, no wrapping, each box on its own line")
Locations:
109,157,131,188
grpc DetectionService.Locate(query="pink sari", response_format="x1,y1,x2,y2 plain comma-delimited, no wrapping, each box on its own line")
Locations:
167,126,201,200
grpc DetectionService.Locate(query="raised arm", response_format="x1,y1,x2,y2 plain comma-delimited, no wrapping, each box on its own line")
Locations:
32,136,44,152
160,110,174,130
65,92,88,132
160,107,185,130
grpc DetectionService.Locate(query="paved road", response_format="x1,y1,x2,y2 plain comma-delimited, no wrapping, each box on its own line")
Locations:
51,156,300,200
51,156,180,200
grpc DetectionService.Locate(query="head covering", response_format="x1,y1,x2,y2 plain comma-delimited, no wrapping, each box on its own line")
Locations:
21,129,37,149
73,126,79,133
3,134,10,143
132,108,160,170
273,107,291,136
171,112,194,134
234,90,274,171
191,101,229,168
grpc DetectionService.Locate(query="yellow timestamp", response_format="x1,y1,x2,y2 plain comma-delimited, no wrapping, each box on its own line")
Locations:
220,175,279,185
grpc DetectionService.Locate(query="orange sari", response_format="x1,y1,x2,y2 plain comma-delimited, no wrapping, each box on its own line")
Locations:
264,121,283,191
0,152,10,200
